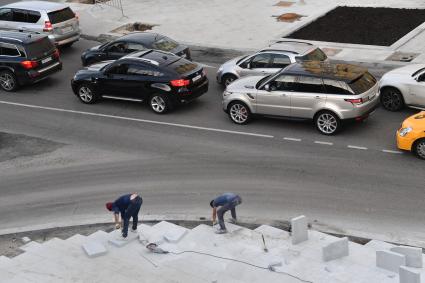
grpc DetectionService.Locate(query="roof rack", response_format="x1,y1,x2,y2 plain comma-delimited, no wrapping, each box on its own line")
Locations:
270,40,313,46
259,48,299,54
0,28,41,35
129,57,160,66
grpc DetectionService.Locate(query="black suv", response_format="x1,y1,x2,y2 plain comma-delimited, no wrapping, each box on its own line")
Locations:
0,30,62,91
71,50,208,114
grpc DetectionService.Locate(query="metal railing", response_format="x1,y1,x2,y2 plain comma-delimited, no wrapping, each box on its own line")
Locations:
95,0,126,18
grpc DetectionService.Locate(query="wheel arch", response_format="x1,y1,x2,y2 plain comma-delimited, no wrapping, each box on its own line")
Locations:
313,108,342,121
226,98,254,114
380,85,408,104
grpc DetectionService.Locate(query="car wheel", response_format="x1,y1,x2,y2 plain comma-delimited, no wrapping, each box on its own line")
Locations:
61,42,74,48
222,74,237,87
381,88,404,111
413,139,425,160
149,93,171,114
77,84,98,104
315,111,340,135
0,70,18,92
228,101,251,125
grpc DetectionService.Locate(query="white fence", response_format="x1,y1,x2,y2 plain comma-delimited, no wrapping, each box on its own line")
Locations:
95,0,126,18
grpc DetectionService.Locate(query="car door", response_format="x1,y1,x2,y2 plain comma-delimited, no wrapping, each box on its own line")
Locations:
255,74,294,116
0,8,14,29
124,63,161,100
409,73,425,107
268,53,291,73
103,41,129,61
290,76,326,119
239,53,272,77
100,63,139,98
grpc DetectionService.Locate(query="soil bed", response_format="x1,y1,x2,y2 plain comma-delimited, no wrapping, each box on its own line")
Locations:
287,6,425,46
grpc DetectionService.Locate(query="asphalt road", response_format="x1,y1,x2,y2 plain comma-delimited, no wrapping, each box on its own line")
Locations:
0,39,424,247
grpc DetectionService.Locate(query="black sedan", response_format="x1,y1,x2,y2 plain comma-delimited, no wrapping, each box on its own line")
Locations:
72,50,208,114
81,32,191,66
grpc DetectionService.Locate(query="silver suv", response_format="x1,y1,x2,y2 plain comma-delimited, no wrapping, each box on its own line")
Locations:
222,62,379,135
217,41,327,86
0,1,80,47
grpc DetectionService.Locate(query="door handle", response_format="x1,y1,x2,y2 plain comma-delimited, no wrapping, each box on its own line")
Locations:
315,96,321,99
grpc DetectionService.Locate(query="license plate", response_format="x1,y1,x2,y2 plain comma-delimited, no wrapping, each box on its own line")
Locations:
42,57,52,64
62,26,73,33
192,74,201,82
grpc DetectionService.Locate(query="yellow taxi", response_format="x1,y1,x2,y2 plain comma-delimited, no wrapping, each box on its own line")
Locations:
397,111,425,159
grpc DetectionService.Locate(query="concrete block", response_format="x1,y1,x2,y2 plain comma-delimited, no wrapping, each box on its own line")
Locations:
19,241,41,252
322,237,349,262
82,241,107,258
108,230,138,247
399,266,421,283
291,215,308,245
153,221,188,243
21,237,31,244
391,246,423,268
376,250,406,272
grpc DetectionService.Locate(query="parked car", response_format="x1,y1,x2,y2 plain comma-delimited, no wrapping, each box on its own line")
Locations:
72,50,208,114
397,111,425,159
222,61,379,135
0,1,80,47
81,32,191,66
0,30,61,91
216,41,328,87
379,64,425,111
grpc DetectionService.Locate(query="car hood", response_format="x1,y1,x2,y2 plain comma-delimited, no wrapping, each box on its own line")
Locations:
226,75,263,92
383,64,425,77
88,45,101,52
76,61,112,77
402,111,425,129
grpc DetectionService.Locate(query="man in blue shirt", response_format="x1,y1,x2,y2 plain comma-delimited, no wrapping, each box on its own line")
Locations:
210,193,242,234
106,193,143,238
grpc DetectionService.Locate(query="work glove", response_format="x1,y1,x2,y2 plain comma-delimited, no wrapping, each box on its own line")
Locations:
212,220,217,226
115,223,121,230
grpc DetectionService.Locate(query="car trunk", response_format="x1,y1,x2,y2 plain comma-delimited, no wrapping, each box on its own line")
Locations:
48,7,78,36
24,37,59,71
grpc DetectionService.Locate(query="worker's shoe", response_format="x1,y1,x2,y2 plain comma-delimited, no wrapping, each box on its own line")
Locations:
130,227,137,233
228,218,237,224
215,228,227,234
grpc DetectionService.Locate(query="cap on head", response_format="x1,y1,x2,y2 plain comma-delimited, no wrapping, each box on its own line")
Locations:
209,200,214,208
106,202,113,211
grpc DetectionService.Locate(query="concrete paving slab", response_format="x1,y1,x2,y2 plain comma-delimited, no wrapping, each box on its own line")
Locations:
376,250,406,273
82,241,107,258
152,221,188,243
322,237,349,262
291,215,308,245
391,246,423,268
254,224,290,239
399,266,421,283
108,229,138,247
19,240,41,252
365,240,396,251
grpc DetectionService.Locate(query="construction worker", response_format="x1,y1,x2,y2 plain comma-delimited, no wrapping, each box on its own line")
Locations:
106,193,143,238
210,193,242,234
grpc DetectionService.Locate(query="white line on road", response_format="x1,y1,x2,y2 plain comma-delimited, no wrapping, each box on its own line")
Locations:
382,149,403,154
283,137,301,142
0,100,274,139
314,141,333,146
347,145,368,150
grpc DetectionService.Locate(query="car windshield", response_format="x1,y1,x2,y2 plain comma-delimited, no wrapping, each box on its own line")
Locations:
168,59,198,75
296,48,328,62
348,72,376,94
48,7,75,24
152,37,178,51
25,37,55,59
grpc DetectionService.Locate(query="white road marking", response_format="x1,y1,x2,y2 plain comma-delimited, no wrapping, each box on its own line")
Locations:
382,149,403,154
347,145,368,150
0,100,274,139
199,63,216,68
283,137,301,142
314,141,333,146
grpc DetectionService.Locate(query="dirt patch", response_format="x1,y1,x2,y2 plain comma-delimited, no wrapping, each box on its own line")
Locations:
66,0,95,3
386,52,419,62
0,132,63,163
287,6,425,46
111,22,156,34
276,13,304,22
274,1,294,7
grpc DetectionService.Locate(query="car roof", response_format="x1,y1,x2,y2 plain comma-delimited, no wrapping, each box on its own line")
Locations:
119,32,166,45
282,62,367,83
260,41,316,55
2,1,68,12
121,49,182,67
0,30,47,44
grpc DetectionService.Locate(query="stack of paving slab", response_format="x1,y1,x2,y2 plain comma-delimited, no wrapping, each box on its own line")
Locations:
1,216,424,283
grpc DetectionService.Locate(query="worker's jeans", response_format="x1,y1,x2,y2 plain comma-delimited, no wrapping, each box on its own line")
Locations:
122,196,143,237
217,196,242,230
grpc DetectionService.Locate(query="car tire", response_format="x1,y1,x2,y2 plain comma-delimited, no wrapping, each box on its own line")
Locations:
61,42,74,48
380,87,404,111
77,83,98,104
314,111,341,135
413,139,425,160
149,93,171,114
0,70,18,92
222,74,238,87
228,101,251,125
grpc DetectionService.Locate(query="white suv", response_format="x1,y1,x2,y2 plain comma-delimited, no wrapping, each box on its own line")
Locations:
0,1,80,47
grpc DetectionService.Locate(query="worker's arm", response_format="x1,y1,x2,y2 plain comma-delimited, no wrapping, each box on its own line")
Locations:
113,213,121,229
212,207,217,225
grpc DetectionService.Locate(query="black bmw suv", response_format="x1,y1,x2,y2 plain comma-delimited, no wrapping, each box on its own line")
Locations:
0,30,62,92
71,50,208,113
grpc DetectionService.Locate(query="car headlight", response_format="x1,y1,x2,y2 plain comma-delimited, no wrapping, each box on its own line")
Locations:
399,127,412,137
218,65,224,72
223,91,232,97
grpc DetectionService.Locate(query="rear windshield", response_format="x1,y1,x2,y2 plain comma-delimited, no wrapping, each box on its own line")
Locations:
152,37,178,51
348,72,376,94
296,48,327,62
25,37,55,59
48,7,75,24
168,59,198,75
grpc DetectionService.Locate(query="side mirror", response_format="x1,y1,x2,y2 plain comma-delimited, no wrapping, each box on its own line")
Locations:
264,84,270,91
247,62,251,69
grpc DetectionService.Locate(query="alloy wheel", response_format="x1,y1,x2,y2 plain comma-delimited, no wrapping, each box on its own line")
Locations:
382,90,402,111
151,96,166,113
79,86,93,103
224,76,236,87
230,103,249,124
0,73,15,91
317,113,338,134
416,140,425,159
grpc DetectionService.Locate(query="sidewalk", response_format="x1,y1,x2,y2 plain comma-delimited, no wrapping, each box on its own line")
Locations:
68,0,425,64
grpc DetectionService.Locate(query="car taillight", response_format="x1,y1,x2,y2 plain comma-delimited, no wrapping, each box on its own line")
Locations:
345,98,363,105
202,69,207,76
20,60,39,70
74,12,79,22
43,21,53,32
170,79,190,87
53,49,60,59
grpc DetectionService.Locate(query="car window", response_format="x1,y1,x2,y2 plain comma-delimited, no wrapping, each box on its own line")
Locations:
348,72,376,94
126,43,146,53
270,54,291,68
323,79,353,95
152,36,178,51
0,8,13,21
107,63,129,75
24,37,55,59
269,75,297,91
48,7,75,24
0,43,20,56
12,9,26,23
296,48,328,62
127,64,164,76
250,53,272,68
296,76,325,93
106,42,127,53
27,10,41,23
